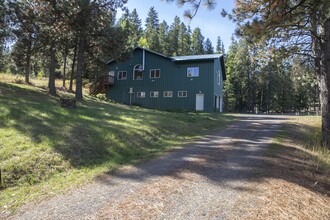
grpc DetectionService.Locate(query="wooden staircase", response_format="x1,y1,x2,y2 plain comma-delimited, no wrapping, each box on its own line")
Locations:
89,75,114,96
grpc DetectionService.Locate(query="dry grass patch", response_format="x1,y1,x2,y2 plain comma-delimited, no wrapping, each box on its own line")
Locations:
255,178,329,220
0,72,89,94
251,116,330,220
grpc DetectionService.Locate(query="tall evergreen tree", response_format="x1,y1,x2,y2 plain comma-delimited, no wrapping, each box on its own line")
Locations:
178,22,191,55
204,38,214,54
231,39,251,112
10,0,40,84
223,37,238,111
118,9,131,32
232,0,330,147
0,1,9,71
68,0,127,100
145,7,160,51
36,0,68,96
158,20,170,55
191,27,204,55
168,16,180,56
129,9,143,47
118,8,142,48
216,36,225,54
145,6,159,29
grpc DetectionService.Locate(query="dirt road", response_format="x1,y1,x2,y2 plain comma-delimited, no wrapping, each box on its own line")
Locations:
11,115,287,219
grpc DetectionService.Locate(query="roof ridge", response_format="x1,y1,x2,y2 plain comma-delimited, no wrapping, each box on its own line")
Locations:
171,54,223,61
171,54,223,57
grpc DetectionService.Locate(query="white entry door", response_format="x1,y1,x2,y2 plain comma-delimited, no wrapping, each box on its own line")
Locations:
196,94,204,111
219,96,223,112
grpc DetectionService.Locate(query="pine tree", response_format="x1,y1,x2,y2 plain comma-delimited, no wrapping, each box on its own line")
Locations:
191,27,204,55
204,38,214,54
145,7,160,52
69,0,127,100
231,39,251,112
145,6,159,29
178,22,190,55
223,37,239,111
129,9,143,47
118,8,142,48
216,36,225,54
9,0,40,84
0,1,9,71
168,16,181,56
232,0,330,148
185,26,193,55
158,20,170,55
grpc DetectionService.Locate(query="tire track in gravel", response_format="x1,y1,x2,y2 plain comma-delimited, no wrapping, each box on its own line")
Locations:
9,115,286,220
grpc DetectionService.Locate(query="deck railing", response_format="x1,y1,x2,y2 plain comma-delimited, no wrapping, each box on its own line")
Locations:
89,75,114,95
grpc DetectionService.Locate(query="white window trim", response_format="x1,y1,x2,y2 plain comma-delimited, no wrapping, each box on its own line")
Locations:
133,64,143,80
178,91,187,98
150,91,159,98
137,92,145,98
150,69,161,79
217,70,221,85
163,91,173,98
117,71,127,80
187,67,199,77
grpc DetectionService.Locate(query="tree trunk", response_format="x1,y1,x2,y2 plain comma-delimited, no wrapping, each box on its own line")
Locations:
24,53,31,84
62,47,68,88
75,36,85,101
24,39,32,84
69,45,77,92
320,18,330,149
49,42,57,96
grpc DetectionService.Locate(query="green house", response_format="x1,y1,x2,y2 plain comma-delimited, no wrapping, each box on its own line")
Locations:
106,47,226,112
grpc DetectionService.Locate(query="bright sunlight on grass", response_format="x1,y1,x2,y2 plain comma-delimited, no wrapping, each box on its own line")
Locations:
0,79,235,212
274,116,330,174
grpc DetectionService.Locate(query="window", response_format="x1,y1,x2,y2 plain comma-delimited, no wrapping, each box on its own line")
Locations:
163,91,173,98
118,71,127,80
133,64,143,80
150,91,159,98
137,92,145,98
216,70,220,85
150,69,160,78
187,67,199,77
178,91,187,98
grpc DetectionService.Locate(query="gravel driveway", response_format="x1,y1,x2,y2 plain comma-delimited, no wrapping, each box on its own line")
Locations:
10,115,286,220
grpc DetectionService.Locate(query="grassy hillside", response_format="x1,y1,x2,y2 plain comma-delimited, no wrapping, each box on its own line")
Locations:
0,79,235,211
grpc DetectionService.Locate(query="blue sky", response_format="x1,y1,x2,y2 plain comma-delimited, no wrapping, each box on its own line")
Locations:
117,0,236,53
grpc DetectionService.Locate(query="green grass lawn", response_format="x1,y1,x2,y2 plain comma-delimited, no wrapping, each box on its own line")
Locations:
0,81,235,212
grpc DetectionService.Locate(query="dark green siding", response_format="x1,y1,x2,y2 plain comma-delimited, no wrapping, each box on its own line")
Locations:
107,48,223,112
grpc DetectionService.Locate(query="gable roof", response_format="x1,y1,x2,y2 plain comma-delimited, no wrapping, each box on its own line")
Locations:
107,47,226,80
106,47,170,65
135,47,170,59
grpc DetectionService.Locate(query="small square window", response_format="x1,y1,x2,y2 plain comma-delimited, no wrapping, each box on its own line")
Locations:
137,92,145,98
187,67,199,77
150,69,160,78
118,71,127,80
150,91,159,98
178,91,187,98
163,91,173,98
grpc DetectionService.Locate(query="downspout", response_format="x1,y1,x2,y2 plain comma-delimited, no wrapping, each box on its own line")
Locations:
143,49,145,71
